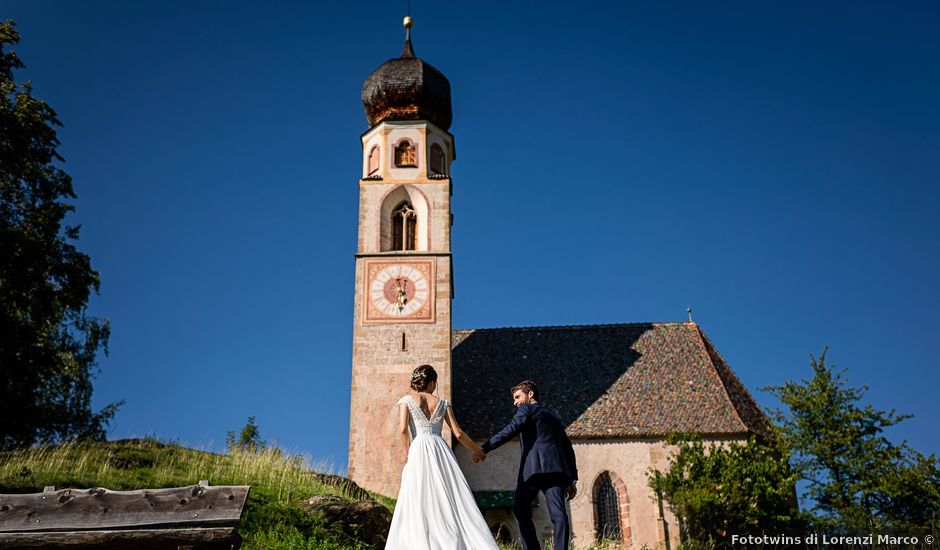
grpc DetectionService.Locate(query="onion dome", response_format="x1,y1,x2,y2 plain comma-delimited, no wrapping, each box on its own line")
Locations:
361,17,452,130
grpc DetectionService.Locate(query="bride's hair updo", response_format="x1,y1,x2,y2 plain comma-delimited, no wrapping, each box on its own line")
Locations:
410,364,438,392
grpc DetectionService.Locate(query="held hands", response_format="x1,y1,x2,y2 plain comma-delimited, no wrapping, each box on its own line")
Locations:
565,484,578,501
472,450,487,464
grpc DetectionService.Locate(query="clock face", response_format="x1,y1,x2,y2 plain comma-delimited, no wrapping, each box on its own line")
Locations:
363,259,435,323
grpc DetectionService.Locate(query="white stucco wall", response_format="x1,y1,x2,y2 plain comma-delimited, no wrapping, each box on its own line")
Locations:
361,121,454,180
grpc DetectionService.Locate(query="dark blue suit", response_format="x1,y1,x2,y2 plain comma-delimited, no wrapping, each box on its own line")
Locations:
482,403,578,550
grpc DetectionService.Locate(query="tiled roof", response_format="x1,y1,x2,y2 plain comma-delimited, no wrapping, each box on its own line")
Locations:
361,37,452,130
451,323,769,439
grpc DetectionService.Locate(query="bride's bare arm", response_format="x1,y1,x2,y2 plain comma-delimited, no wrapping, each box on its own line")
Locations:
398,403,411,464
444,404,486,460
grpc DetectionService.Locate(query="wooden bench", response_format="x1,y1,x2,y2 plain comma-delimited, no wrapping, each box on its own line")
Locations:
0,481,250,549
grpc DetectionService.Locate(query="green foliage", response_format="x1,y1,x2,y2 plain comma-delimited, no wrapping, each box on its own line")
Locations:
0,439,370,549
244,522,366,550
240,499,367,550
227,416,266,453
649,434,802,548
0,19,120,449
765,349,940,533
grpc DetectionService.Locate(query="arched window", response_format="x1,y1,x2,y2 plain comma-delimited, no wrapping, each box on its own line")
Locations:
430,143,446,175
367,146,380,175
594,472,622,541
392,201,417,251
395,140,417,168
380,186,428,252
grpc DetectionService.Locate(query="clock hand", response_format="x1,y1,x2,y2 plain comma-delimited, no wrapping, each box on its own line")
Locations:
395,278,408,311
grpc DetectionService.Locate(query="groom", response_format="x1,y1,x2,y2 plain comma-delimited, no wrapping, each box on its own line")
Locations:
475,380,578,550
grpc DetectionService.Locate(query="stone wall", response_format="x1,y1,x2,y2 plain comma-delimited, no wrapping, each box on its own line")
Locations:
348,119,455,497
348,255,452,496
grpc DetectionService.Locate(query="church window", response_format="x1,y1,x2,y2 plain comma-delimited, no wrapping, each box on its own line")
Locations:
594,472,622,541
368,146,380,175
430,143,446,175
395,140,417,168
392,201,417,251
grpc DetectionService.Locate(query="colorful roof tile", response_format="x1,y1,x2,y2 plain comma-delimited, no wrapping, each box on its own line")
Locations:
451,322,769,439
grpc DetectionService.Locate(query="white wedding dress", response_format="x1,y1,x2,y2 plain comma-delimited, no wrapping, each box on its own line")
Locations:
385,395,500,550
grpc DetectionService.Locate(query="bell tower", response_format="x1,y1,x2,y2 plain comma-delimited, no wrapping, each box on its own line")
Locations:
348,17,456,496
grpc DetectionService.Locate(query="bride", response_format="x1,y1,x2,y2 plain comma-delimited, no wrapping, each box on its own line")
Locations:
385,364,500,550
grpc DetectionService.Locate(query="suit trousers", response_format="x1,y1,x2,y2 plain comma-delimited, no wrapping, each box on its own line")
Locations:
513,473,571,550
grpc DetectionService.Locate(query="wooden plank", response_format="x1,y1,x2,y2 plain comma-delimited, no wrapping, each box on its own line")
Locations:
0,526,239,549
0,485,249,532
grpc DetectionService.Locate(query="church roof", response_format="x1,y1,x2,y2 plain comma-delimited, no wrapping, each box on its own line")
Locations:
451,322,769,440
361,31,452,130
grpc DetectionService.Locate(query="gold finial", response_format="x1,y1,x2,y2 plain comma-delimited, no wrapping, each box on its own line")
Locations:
401,15,415,58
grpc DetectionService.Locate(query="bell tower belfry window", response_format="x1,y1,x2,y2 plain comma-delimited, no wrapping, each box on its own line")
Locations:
430,143,446,175
395,140,417,168
392,201,417,250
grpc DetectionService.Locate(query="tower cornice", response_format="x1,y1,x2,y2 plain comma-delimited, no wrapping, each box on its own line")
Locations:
355,251,452,259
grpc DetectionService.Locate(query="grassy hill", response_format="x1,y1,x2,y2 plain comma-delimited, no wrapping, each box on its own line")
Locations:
0,439,376,549
1,439,621,550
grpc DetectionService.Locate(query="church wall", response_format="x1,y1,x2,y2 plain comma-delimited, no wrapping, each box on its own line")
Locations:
455,438,691,550
569,440,679,550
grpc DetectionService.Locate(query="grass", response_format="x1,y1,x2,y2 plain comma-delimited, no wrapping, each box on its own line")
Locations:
0,439,632,550
0,439,369,549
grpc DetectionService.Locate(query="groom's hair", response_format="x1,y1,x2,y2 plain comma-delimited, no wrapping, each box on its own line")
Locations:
511,380,539,401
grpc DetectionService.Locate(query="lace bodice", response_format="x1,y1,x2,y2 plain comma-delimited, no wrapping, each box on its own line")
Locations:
398,395,448,438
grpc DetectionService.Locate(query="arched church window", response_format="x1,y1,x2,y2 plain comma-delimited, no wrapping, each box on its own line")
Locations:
368,146,380,175
395,140,417,168
392,201,417,251
430,143,446,175
594,472,622,541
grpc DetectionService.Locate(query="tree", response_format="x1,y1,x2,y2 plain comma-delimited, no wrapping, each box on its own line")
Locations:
0,20,121,449
227,416,266,453
766,349,940,533
649,433,802,548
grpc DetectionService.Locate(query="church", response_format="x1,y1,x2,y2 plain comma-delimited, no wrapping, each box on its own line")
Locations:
347,18,769,550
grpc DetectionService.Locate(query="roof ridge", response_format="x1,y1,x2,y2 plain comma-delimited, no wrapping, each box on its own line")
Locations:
453,321,694,333
692,325,769,437
690,325,746,432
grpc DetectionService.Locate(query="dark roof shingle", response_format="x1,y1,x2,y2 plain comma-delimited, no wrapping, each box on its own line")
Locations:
451,322,768,439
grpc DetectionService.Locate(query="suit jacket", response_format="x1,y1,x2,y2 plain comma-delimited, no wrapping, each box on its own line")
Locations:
481,402,578,484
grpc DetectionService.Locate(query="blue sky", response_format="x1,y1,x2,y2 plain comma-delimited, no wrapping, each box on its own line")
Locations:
6,1,939,471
